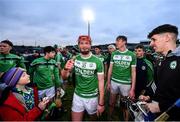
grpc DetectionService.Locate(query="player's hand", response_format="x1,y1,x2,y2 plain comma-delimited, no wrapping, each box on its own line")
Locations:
38,97,49,110
97,104,105,117
64,59,74,71
144,101,160,113
139,95,150,102
128,89,135,99
106,82,111,91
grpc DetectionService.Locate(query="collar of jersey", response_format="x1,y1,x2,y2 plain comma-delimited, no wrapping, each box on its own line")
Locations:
95,54,102,56
0,53,10,56
80,52,92,59
117,48,128,53
43,57,51,61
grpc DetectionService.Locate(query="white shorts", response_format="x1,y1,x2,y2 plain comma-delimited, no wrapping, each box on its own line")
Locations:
38,86,55,100
111,80,131,96
71,93,98,115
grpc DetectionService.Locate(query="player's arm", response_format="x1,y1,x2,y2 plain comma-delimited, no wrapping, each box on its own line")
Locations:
129,66,136,99
98,73,105,106
97,72,105,116
131,66,136,91
61,59,74,80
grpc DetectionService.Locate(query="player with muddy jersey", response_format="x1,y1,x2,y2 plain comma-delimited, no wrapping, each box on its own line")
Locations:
61,35,105,121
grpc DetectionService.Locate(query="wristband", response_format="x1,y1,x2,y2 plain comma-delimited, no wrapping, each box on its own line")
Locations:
63,67,69,71
98,103,104,106
37,106,43,111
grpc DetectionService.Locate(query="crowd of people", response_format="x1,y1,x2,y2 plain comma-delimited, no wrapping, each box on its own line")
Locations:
0,24,180,121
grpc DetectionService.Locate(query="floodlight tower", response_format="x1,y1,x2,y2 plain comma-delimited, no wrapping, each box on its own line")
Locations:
82,8,94,36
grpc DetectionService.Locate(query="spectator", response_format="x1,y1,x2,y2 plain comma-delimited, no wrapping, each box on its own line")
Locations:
134,44,155,98
0,67,49,121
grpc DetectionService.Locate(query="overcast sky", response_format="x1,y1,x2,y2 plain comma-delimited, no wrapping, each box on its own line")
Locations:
0,0,180,47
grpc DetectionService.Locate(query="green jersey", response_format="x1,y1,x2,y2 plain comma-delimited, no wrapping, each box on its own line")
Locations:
29,57,60,90
54,52,64,69
111,49,136,84
144,58,154,87
74,53,104,98
0,53,26,73
55,52,73,69
95,54,107,64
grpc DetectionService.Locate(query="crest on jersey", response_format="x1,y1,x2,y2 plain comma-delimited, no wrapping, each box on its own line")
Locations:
9,60,14,64
170,61,177,69
75,60,96,69
141,66,146,70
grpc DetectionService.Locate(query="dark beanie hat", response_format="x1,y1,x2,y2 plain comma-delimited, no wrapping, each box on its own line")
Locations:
0,67,24,88
148,24,178,39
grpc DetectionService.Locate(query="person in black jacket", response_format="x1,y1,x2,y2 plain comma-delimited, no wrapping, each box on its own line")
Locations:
134,44,155,99
140,24,180,120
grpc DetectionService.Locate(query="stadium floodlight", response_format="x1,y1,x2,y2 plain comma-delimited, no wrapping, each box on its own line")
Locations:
82,8,94,36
